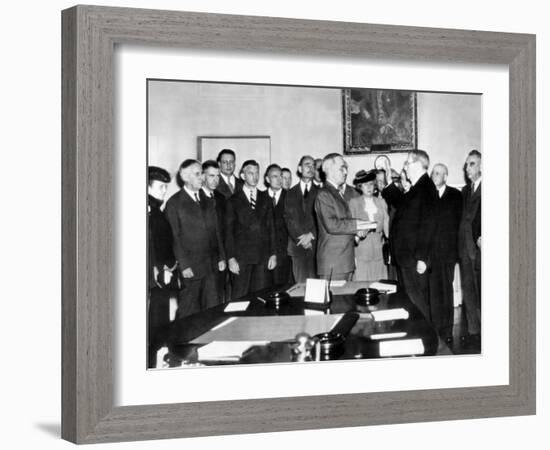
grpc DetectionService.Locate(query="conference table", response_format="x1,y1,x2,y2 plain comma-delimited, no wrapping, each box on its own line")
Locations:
158,280,450,368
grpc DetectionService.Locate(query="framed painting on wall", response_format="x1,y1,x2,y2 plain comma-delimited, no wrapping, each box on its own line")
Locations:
343,88,417,154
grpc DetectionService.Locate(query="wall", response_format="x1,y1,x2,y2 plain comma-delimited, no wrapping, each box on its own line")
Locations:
2,1,546,450
149,81,480,198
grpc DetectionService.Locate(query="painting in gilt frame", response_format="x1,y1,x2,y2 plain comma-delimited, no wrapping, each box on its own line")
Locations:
343,88,417,154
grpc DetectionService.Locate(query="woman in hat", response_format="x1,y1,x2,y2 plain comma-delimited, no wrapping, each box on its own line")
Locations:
349,170,389,281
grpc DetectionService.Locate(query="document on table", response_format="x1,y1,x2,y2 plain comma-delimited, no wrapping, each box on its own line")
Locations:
379,338,425,357
224,301,250,313
304,278,329,304
371,308,409,322
197,341,269,361
369,281,397,293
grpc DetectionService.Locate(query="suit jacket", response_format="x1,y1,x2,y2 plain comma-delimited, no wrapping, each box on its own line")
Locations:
389,173,438,268
269,189,289,257
431,185,462,263
200,188,228,253
164,188,224,279
284,182,319,257
216,174,243,199
458,181,481,260
314,182,360,275
342,183,361,203
225,188,276,265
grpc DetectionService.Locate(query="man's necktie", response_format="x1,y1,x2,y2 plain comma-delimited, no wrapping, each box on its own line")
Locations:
250,190,256,209
194,192,200,204
303,184,309,199
229,179,234,193
272,193,277,207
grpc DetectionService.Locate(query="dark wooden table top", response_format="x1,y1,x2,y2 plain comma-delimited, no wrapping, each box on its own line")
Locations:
161,283,446,368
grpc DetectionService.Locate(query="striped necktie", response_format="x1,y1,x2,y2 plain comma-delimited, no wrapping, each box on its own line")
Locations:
249,189,256,209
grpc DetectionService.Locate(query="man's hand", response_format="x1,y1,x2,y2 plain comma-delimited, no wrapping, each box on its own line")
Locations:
476,237,481,249
296,232,314,249
356,230,368,239
267,255,277,270
228,257,240,275
416,260,427,274
218,260,226,272
181,267,194,279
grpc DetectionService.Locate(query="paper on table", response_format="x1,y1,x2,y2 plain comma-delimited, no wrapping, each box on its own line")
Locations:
369,281,397,293
379,338,425,357
304,309,325,316
371,308,409,322
370,332,407,340
304,278,328,303
224,301,250,313
197,341,269,361
328,280,347,287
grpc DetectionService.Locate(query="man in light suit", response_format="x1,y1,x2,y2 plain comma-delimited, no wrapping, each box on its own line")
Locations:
165,159,225,318
215,148,243,199
314,153,372,281
226,160,277,299
284,155,319,283
458,150,482,347
390,149,438,321
429,163,462,344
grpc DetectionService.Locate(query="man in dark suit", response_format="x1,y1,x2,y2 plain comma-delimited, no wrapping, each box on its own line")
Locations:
314,153,372,281
458,150,482,346
264,164,292,286
390,149,438,320
200,160,228,303
226,160,277,299
284,155,319,283
215,148,243,199
147,166,177,368
313,158,324,188
165,159,225,318
341,182,360,203
429,163,462,344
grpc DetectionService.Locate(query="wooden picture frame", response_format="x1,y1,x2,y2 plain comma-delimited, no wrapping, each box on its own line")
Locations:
62,5,536,444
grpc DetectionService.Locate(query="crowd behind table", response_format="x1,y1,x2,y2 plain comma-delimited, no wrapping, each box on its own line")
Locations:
147,148,482,367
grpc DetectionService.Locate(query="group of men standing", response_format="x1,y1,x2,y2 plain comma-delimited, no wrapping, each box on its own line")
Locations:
147,147,482,365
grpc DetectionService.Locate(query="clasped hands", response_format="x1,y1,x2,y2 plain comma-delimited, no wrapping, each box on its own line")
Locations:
296,232,315,250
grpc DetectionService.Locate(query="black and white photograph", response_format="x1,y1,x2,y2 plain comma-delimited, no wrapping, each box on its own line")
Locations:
146,80,482,369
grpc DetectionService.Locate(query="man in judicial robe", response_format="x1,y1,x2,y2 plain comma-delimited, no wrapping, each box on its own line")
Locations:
264,164,292,286
429,163,462,344
215,148,243,199
314,153,372,281
201,160,229,303
165,159,225,318
226,160,277,299
284,155,319,283
390,150,438,321
458,150,482,347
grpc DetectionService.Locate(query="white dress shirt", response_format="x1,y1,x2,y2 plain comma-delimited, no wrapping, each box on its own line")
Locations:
300,180,312,196
438,184,447,198
221,173,237,191
473,177,482,192
268,187,282,205
184,185,201,203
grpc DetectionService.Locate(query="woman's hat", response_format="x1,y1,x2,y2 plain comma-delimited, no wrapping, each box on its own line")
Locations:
353,169,376,186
